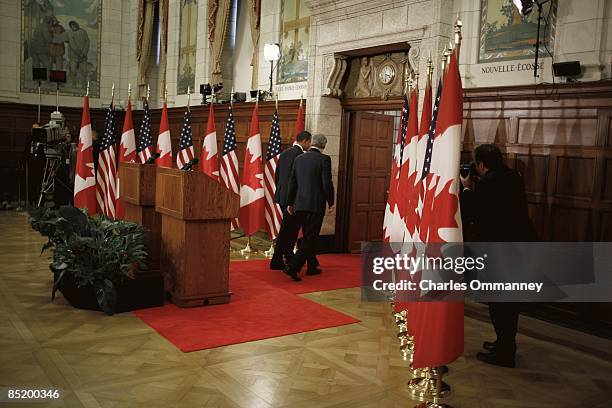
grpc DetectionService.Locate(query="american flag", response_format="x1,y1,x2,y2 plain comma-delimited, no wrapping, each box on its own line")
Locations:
264,109,283,240
220,106,240,229
417,79,443,245
137,99,153,163
421,80,443,181
176,110,194,169
96,103,118,218
398,94,409,167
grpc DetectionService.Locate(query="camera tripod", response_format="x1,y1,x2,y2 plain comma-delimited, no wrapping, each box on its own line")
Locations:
36,145,73,208
37,151,62,207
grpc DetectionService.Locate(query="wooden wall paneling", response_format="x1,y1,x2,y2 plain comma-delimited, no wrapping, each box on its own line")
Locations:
554,156,596,198
602,157,612,202
334,110,352,252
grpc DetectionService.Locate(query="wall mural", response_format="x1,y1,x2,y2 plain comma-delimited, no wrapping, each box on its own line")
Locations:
479,0,557,63
278,0,310,84
21,0,101,97
177,0,197,95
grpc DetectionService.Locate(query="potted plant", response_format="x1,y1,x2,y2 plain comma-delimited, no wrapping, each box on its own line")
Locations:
29,206,163,315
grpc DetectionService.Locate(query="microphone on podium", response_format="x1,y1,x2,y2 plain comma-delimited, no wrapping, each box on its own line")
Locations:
181,157,199,171
145,152,161,164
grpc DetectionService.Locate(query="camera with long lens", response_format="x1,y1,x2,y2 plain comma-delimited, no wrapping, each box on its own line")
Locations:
460,161,477,179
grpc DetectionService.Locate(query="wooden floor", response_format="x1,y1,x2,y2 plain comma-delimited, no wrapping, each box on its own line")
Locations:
1,212,611,408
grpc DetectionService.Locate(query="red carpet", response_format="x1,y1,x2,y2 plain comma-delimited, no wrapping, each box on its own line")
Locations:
232,253,362,294
133,254,361,352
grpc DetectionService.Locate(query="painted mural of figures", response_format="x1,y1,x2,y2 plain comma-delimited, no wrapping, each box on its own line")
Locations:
22,0,101,97
30,16,53,69
67,21,90,87
49,18,66,70
26,0,54,24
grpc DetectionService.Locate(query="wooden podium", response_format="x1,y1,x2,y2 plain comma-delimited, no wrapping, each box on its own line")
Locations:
119,162,162,274
117,162,165,309
155,167,239,307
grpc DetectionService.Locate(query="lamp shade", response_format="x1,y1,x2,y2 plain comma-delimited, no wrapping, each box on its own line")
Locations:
264,43,281,62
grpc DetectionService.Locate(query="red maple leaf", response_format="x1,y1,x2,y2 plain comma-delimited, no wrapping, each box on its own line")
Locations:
419,175,459,243
386,162,400,209
76,142,95,179
383,162,401,241
395,165,420,239
242,148,263,190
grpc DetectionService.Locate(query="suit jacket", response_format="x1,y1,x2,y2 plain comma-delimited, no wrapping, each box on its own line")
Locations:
461,166,537,242
287,148,334,213
274,144,304,207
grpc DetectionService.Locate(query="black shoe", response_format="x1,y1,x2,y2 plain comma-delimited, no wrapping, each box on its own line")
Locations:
306,267,322,276
283,267,302,282
270,260,286,270
476,351,515,368
483,341,497,352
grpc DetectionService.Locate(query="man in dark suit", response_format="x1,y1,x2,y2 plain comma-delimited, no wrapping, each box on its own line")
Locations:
461,143,536,368
270,131,320,272
284,134,334,281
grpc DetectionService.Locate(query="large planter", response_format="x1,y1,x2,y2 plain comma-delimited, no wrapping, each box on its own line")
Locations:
54,270,165,313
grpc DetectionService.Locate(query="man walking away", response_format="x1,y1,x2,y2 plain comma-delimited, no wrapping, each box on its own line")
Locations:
284,134,334,281
270,131,320,273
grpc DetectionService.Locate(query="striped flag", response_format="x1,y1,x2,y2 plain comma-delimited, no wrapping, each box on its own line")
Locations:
200,102,220,180
137,99,154,163
176,110,194,169
264,109,283,240
96,103,118,218
239,104,266,236
116,99,136,219
219,105,240,229
156,101,173,168
293,97,304,141
73,95,96,214
418,78,443,243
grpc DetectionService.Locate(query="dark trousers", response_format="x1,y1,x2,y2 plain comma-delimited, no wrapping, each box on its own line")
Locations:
272,207,319,268
489,302,520,359
288,210,324,273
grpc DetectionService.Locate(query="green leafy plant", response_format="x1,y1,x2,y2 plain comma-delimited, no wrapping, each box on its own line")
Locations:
29,206,148,315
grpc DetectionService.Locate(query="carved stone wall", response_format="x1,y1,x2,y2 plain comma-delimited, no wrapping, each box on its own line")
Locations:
344,52,413,99
304,0,454,235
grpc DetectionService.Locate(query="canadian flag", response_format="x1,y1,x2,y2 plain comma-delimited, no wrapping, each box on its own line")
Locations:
411,49,464,369
156,101,173,168
239,104,265,236
382,94,409,242
396,89,420,242
200,102,219,180
73,95,96,214
115,99,137,219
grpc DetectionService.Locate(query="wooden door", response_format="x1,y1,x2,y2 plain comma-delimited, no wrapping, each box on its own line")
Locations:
346,112,395,252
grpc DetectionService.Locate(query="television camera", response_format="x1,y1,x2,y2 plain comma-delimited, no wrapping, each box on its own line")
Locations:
30,110,76,207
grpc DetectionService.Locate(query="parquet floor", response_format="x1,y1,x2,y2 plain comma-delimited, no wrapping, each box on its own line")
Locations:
1,212,611,407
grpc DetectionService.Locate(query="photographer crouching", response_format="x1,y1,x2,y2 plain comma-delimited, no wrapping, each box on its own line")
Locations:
460,143,537,368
